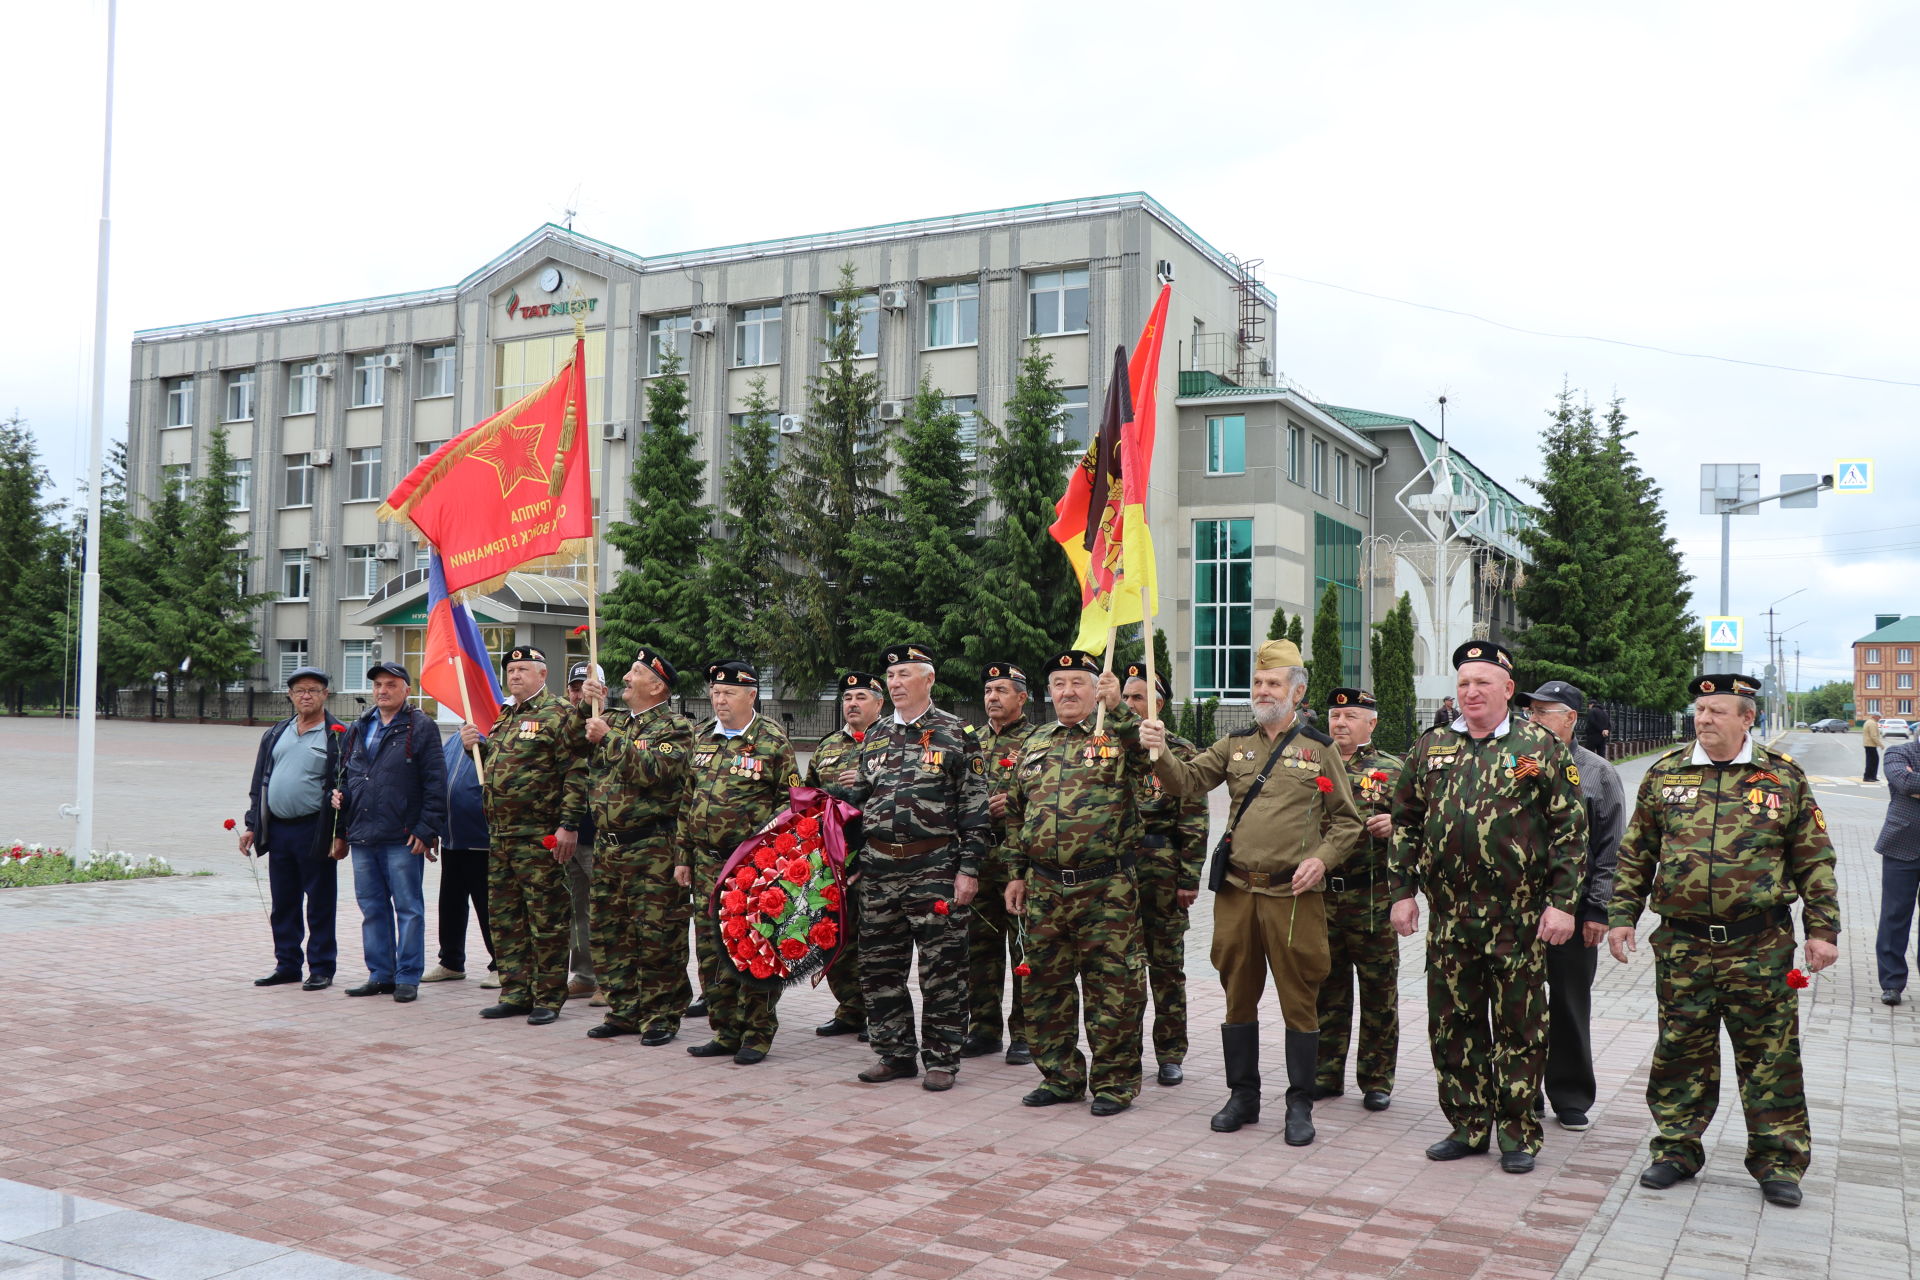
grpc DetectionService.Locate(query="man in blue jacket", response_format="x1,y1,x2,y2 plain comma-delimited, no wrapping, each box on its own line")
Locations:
423,729,496,984
1875,737,1920,1005
240,667,346,990
337,661,447,1002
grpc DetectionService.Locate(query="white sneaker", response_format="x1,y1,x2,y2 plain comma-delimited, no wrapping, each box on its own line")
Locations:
589,990,610,1007
480,971,503,989
420,965,466,983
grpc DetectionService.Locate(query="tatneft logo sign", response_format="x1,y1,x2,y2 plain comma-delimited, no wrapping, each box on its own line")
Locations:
504,292,600,321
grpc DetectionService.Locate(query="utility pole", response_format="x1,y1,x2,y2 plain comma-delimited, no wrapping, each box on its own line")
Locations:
1700,467,1831,675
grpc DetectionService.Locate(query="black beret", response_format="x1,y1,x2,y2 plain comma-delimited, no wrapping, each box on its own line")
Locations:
1047,650,1102,676
632,647,677,686
840,671,884,696
1327,687,1376,709
881,642,938,669
706,660,759,687
1689,673,1759,700
1452,640,1515,672
982,662,1028,689
504,645,546,667
1121,661,1171,703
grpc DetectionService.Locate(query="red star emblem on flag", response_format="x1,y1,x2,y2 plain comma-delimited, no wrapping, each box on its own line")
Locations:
467,420,551,498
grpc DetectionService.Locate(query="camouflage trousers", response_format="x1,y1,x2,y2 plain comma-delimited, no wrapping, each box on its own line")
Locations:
858,855,968,1070
1426,915,1547,1154
1024,872,1146,1103
692,853,780,1052
489,836,575,1010
1137,852,1191,1064
967,874,1027,1044
1317,877,1399,1094
1649,924,1810,1183
590,834,689,1033
823,884,865,1027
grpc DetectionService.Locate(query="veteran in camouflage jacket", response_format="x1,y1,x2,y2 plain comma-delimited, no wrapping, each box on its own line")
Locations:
967,663,1039,1061
801,671,889,1037
1608,674,1839,1203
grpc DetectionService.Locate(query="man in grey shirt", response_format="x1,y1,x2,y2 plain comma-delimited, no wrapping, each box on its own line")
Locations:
1518,680,1625,1132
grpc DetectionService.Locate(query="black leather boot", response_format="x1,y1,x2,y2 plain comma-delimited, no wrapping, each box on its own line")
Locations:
1283,1029,1318,1146
1210,1023,1262,1132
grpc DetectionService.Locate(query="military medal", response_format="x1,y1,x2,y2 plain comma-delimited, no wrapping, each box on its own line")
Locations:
1765,793,1781,816
1745,785,1765,815
518,719,538,740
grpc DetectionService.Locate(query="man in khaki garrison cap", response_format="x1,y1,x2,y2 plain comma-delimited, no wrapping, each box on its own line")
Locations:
1141,638,1362,1145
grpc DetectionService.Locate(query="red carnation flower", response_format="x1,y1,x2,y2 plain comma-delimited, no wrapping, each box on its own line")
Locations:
571,624,590,637
752,846,778,870
541,834,558,850
223,818,237,831
784,859,812,885
999,757,1015,769
1786,968,1810,990
795,816,819,838
733,865,757,889
1013,963,1031,977
1371,770,1389,783
749,957,775,980
330,724,345,733
773,832,798,854
720,889,748,914
932,899,951,916
1315,776,1335,794
779,937,808,960
721,917,749,941
850,730,866,743
809,919,838,948
823,884,843,908
757,886,788,915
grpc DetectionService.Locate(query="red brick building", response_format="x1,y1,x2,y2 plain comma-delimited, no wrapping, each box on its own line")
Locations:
1855,614,1920,721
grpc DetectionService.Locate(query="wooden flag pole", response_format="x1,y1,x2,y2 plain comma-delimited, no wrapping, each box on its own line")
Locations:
451,651,487,784
1093,617,1119,735
1141,584,1161,762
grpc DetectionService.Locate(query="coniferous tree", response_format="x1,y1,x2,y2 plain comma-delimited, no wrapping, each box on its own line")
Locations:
1306,582,1343,714
1286,614,1303,647
846,375,982,693
960,341,1077,674
1267,606,1290,642
90,441,160,701
601,349,710,691
769,263,888,695
1369,592,1418,753
703,375,781,670
1153,627,1172,689
0,418,66,711
1600,397,1694,710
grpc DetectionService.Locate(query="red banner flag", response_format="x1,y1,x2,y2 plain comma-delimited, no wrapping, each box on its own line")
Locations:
380,338,593,596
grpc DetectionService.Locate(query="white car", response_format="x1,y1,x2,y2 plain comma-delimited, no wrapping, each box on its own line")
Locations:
1882,719,1912,740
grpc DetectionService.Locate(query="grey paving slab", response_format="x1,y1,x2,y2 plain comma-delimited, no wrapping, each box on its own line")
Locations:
0,1253,139,1279
214,1257,393,1280
11,1212,284,1280
0,1184,120,1244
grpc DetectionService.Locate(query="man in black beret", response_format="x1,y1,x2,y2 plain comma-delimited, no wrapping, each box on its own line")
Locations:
803,671,887,1039
968,661,1036,1065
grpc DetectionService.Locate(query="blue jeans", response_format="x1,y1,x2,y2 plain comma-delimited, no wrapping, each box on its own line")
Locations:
351,843,426,985
1876,856,1920,992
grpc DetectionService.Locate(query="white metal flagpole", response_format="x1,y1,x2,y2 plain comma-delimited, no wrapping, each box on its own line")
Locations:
70,0,117,869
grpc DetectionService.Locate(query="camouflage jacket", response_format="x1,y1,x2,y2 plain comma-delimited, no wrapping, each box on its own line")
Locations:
803,725,866,789
1154,721,1361,894
1389,716,1587,924
477,689,589,839
1005,706,1151,877
838,706,991,878
1134,731,1210,890
978,716,1037,880
1608,737,1840,941
676,715,800,861
586,701,695,837
1339,742,1404,881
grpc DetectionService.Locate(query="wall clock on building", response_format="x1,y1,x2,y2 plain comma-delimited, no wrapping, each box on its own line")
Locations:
538,267,563,293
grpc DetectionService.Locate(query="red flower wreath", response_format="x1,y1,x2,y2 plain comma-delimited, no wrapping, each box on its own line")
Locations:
711,791,856,989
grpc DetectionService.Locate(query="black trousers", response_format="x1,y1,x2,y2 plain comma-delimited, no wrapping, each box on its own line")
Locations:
438,847,496,972
1866,746,1881,783
266,812,337,978
1543,933,1599,1116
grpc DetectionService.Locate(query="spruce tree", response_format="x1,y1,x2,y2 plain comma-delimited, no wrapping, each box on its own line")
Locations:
1267,606,1290,642
1286,614,1303,647
846,376,982,693
769,263,888,695
960,341,1077,674
89,441,160,700
1600,397,1694,710
0,418,65,711
601,349,711,691
703,375,782,670
1369,592,1418,753
1306,581,1343,714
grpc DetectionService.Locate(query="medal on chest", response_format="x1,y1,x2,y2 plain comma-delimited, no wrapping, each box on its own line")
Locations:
517,719,539,741
1502,753,1542,781
1083,732,1115,765
918,729,946,773
730,743,762,778
693,749,717,768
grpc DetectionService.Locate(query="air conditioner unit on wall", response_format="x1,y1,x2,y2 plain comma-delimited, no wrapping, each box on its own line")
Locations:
689,317,717,337
312,363,335,378
778,414,805,435
878,400,906,421
309,449,333,466
373,542,400,560
879,288,908,311
307,542,330,558
1155,259,1175,283
379,353,404,370
602,422,628,441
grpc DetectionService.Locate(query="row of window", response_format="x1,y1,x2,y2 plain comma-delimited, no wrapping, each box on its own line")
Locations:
1191,513,1364,701
1204,415,1370,513
165,348,455,427
178,447,396,510
276,544,390,601
1864,672,1916,690
1862,647,1916,665
1864,699,1915,717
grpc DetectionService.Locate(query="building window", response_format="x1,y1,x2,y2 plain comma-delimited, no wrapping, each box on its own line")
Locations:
1027,268,1089,336
287,362,318,414
418,345,455,398
733,304,782,368
1193,517,1254,701
224,370,256,422
647,315,692,375
494,331,606,411
1866,672,1880,690
942,395,979,462
1866,648,1881,664
225,457,252,511
161,463,191,501
400,623,513,714
1355,462,1370,515
1314,512,1364,687
1286,425,1303,484
277,641,310,689
1900,673,1914,691
926,281,979,348
164,377,194,428
1334,450,1350,506
280,549,311,601
1207,415,1246,476
346,447,382,502
230,551,249,597
283,454,313,507
1051,386,1091,452
414,544,432,573
1311,439,1328,494
344,545,381,599
827,293,880,358
351,354,385,407
1903,700,1915,716
341,640,375,692
1867,699,1881,714
1901,648,1915,665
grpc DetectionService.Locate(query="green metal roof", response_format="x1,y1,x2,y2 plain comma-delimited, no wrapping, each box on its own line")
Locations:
1856,616,1920,644
1316,403,1420,430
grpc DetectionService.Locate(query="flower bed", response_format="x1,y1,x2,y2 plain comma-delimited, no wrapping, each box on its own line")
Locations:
1,843,177,888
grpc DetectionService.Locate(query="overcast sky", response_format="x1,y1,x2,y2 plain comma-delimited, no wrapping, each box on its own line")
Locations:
6,0,1914,693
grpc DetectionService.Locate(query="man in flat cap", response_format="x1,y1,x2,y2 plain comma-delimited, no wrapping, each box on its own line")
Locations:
577,649,696,1044
1516,678,1624,1133
969,661,1037,1065
1609,673,1839,1208
562,661,605,1003
1121,661,1208,1087
1142,639,1361,1143
1313,686,1402,1112
461,646,589,1025
676,659,800,1064
836,644,989,1091
803,671,886,1040
1005,651,1154,1114
1388,641,1586,1173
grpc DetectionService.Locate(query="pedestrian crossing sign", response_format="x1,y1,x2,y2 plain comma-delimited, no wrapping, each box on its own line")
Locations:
1704,616,1743,652
1834,459,1873,493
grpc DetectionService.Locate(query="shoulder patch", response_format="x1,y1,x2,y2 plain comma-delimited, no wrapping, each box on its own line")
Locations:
657,741,679,755
968,755,985,775
1566,764,1580,786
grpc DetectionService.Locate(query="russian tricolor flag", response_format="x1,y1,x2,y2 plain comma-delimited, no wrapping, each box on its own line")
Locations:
420,551,505,735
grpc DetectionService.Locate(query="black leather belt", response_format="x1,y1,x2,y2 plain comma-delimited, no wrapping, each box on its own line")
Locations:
602,816,674,845
1327,870,1374,893
1139,835,1170,849
1027,854,1135,886
1661,905,1791,943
